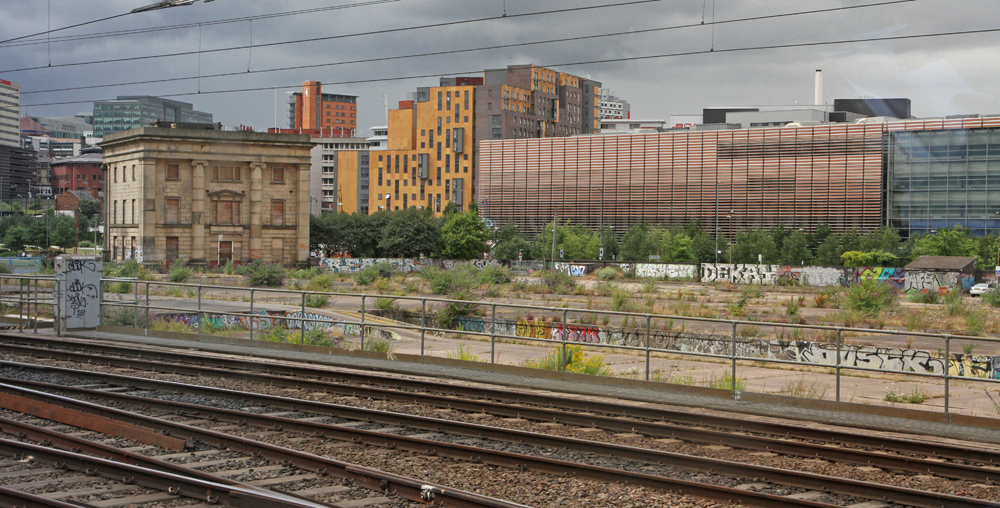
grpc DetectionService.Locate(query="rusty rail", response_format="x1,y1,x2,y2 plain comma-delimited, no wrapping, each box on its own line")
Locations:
0,370,992,508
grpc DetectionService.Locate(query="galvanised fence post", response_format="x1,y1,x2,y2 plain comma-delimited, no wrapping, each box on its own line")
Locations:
360,295,366,350
300,291,307,349
645,314,652,381
249,289,255,341
731,320,739,400
144,281,150,336
490,303,497,364
561,308,569,375
420,298,426,358
133,280,139,329
944,335,951,415
18,278,23,332
836,328,843,402
196,285,203,335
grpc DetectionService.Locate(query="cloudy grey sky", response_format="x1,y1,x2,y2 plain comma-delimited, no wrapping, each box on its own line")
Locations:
1,0,997,131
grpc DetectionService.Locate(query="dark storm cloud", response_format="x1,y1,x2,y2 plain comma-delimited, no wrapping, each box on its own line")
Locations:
2,0,999,130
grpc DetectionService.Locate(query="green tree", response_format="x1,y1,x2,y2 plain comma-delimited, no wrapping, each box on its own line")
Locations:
597,226,619,260
620,223,660,262
841,250,899,267
378,207,441,258
440,210,489,259
977,234,999,269
493,222,531,260
660,229,695,263
780,230,813,265
808,222,833,253
861,226,901,254
730,229,778,264
911,226,977,258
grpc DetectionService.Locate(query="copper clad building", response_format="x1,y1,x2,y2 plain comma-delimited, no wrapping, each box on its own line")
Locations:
101,123,313,268
480,123,886,238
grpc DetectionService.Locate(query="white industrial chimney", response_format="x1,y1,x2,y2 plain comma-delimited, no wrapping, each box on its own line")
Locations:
814,69,823,106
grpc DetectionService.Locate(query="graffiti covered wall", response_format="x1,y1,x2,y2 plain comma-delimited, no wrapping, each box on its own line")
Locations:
156,309,399,342
776,266,853,287
700,264,779,284
619,263,698,279
904,271,959,293
320,258,503,274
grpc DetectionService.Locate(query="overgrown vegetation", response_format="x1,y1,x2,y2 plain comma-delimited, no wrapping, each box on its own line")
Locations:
240,259,286,287
522,345,612,376
447,344,482,362
842,277,897,315
884,384,927,404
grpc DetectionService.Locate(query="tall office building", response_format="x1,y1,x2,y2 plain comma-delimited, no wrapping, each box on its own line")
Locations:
599,89,630,120
288,81,358,134
0,79,20,147
370,84,476,214
92,96,213,138
464,64,601,141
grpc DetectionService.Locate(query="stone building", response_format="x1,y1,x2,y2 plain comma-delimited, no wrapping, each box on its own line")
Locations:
100,123,313,268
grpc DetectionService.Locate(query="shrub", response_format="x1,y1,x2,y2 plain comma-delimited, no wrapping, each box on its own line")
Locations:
980,288,1000,308
843,278,897,315
103,304,149,327
478,265,513,285
374,297,398,311
539,270,576,294
640,280,658,294
425,267,478,295
305,294,329,308
219,260,236,275
707,373,747,391
785,298,800,316
522,345,611,376
168,265,194,283
434,289,479,329
242,259,285,287
908,289,939,304
304,328,341,348
595,267,619,281
447,344,482,362
259,325,288,343
884,384,926,404
363,335,395,353
610,286,637,313
306,273,334,292
78,241,95,248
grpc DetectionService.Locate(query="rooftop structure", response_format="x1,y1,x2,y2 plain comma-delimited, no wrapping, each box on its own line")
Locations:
92,96,213,138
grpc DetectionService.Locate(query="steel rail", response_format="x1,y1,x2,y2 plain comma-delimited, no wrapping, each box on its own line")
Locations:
0,436,321,508
0,369,991,508
0,353,994,484
0,485,99,508
0,415,338,508
0,379,843,508
0,381,531,508
2,336,997,467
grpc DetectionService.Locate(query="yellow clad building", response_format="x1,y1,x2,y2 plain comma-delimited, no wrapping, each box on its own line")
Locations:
370,84,475,213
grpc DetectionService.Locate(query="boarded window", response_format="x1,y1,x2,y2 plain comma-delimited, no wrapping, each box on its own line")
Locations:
272,166,284,183
166,164,179,180
165,198,179,224
166,237,179,264
211,199,241,225
212,165,242,182
219,241,233,265
271,200,285,226
271,238,283,263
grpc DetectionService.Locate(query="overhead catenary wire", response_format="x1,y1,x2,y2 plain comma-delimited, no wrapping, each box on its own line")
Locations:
21,24,1000,109
21,0,918,96
0,11,131,45
0,0,404,48
0,0,675,73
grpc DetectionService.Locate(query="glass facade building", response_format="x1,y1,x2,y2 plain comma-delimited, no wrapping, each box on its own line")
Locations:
93,96,213,138
890,126,1000,236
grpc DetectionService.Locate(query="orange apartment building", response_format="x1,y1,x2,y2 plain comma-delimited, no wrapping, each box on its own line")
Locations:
288,81,358,135
369,85,475,214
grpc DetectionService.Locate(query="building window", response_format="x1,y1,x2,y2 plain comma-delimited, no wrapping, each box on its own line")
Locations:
212,198,242,225
272,166,285,184
166,163,179,180
165,198,179,224
212,165,242,182
131,199,136,222
113,201,117,224
271,200,284,226
131,165,135,181
437,91,442,110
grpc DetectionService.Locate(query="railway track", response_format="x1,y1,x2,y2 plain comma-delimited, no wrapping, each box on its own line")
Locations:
0,335,997,506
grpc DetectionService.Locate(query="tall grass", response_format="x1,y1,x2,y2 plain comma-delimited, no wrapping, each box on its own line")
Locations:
522,345,612,376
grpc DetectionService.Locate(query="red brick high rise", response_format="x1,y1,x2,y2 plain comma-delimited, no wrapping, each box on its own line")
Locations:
289,81,358,135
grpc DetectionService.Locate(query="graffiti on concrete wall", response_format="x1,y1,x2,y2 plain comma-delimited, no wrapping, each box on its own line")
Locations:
776,266,853,287
512,261,546,275
619,263,697,279
554,263,591,277
857,267,906,289
156,309,398,342
904,271,958,293
321,258,504,274
701,264,779,284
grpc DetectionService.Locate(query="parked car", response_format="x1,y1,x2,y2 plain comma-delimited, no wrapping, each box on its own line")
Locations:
970,283,996,296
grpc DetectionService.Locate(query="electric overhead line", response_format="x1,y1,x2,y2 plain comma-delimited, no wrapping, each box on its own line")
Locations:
22,25,1000,109
21,0,918,97
0,0,672,74
0,0,403,48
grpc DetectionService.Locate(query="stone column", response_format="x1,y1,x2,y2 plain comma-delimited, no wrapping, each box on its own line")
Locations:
249,162,265,260
191,160,208,264
139,159,156,265
296,164,310,265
